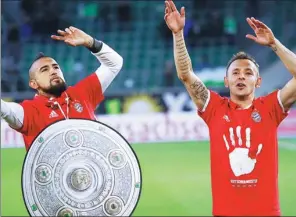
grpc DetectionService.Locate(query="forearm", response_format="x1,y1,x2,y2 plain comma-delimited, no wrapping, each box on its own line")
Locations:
271,39,296,77
88,39,123,92
89,39,123,73
173,31,194,81
172,31,209,110
1,100,24,129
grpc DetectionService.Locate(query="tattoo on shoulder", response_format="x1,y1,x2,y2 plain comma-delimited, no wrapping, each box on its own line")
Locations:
189,80,208,102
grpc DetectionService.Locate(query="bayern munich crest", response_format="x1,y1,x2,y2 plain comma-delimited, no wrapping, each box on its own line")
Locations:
251,110,261,123
74,103,83,113
22,119,142,216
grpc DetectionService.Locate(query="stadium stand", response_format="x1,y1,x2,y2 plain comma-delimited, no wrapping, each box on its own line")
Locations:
1,0,296,95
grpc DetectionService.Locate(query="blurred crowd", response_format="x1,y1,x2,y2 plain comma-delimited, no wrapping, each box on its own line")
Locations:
2,0,64,92
1,0,133,93
1,0,285,94
158,0,261,48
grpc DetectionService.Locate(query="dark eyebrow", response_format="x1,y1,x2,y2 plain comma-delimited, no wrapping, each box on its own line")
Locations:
39,65,49,71
39,63,59,71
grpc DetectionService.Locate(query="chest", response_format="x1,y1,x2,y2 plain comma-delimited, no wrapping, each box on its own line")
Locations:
42,100,94,125
211,106,274,135
209,106,277,155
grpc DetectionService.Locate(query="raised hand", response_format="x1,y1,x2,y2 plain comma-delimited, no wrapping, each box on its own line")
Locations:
51,26,93,48
164,0,185,34
246,17,276,47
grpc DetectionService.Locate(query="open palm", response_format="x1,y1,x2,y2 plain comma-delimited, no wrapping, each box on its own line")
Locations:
164,0,185,34
51,26,92,47
246,17,275,46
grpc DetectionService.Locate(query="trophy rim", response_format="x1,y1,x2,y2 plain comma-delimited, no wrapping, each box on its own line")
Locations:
21,118,142,217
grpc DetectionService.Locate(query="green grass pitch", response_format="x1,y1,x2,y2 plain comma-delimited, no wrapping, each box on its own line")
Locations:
1,139,296,216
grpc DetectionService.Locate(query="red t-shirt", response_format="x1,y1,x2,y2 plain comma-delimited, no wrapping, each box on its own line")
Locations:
198,90,289,216
17,73,104,151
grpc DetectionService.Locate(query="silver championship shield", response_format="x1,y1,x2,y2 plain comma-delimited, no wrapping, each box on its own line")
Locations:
22,119,142,216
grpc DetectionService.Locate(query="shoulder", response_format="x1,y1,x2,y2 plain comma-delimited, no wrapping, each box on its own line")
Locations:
255,89,282,107
74,73,99,88
20,99,35,107
70,73,102,94
255,89,288,116
197,90,228,124
208,90,229,106
20,99,42,112
199,90,228,113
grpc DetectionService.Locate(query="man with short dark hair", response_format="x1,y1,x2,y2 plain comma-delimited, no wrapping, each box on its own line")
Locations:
226,51,260,72
164,0,296,216
1,26,123,151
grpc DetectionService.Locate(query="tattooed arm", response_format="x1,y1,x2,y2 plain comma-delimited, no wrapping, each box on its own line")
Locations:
173,31,209,110
164,0,209,111
246,17,296,111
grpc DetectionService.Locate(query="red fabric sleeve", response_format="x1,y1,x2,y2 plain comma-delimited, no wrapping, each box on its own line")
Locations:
197,90,225,125
73,73,105,110
17,101,38,136
262,89,289,127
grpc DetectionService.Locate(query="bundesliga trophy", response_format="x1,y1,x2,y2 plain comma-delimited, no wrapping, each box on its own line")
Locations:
22,119,142,216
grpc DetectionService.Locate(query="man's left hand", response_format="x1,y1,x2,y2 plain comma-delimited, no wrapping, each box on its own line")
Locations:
51,26,93,48
246,17,276,47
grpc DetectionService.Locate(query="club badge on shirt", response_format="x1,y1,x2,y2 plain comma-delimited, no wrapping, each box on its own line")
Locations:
251,110,261,122
74,102,83,113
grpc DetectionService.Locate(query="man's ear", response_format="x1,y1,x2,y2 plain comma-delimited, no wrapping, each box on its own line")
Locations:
29,80,38,90
255,77,262,88
224,76,229,88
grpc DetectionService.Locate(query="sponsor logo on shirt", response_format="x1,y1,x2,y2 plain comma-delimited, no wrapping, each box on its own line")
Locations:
49,110,59,118
223,115,230,122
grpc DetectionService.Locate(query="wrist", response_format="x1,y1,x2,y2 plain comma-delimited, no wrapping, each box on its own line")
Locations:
173,30,183,37
269,38,278,52
84,35,94,48
86,38,103,53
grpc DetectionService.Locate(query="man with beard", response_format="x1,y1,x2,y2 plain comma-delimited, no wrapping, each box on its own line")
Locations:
1,26,123,151
164,0,296,216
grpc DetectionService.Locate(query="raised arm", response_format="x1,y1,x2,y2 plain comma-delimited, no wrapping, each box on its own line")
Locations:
51,26,123,93
246,17,296,111
1,99,24,129
164,0,209,111
90,41,123,93
274,40,296,111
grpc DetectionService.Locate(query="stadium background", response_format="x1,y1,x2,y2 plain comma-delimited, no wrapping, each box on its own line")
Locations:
1,0,296,216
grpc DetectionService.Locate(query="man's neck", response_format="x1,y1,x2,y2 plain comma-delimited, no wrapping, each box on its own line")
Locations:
37,91,60,99
230,94,255,109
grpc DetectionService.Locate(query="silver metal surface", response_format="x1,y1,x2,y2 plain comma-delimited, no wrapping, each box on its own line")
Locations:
22,119,141,216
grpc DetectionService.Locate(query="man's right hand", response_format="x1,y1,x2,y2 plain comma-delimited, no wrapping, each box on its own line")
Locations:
164,0,185,34
51,26,93,48
164,0,209,112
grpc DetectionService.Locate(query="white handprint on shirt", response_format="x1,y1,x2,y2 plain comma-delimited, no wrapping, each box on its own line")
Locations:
223,126,263,177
